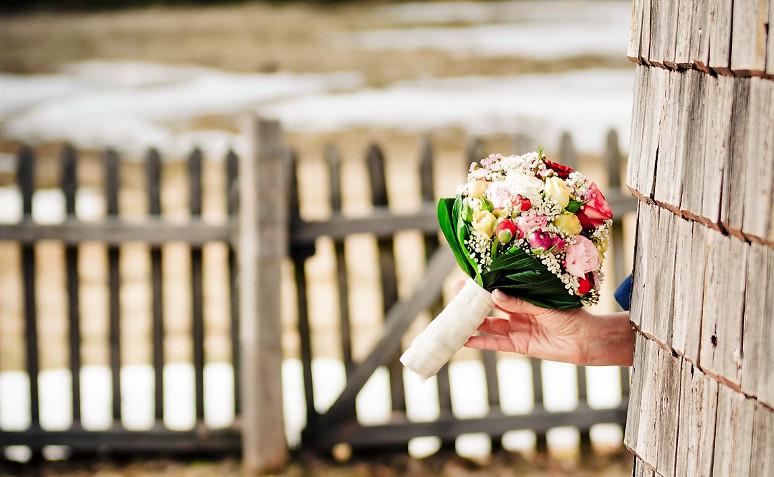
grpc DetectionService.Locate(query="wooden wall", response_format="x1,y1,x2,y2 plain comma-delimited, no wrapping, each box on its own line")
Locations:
625,0,774,474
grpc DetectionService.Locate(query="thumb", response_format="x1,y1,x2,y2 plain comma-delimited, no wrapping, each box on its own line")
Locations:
491,290,547,316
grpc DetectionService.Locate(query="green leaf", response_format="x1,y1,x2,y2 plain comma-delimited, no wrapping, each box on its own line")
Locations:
565,199,585,214
438,198,475,278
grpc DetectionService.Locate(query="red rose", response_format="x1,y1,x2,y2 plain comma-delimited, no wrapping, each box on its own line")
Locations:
516,194,532,212
544,159,574,179
581,182,613,227
576,210,594,230
577,272,595,295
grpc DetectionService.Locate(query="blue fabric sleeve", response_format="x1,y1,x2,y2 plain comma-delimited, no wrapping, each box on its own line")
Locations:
614,274,633,311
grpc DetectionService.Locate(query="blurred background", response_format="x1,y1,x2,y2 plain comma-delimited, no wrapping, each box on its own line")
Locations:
0,1,637,475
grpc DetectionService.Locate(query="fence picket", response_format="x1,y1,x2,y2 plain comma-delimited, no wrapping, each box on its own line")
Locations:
62,144,83,427
146,148,165,424
289,150,317,425
18,146,41,444
225,149,241,417
366,144,406,420
104,149,122,425
326,145,354,374
188,148,206,424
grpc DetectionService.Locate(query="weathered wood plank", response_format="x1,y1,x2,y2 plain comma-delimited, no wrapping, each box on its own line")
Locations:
624,333,649,452
700,231,748,385
652,208,678,345
658,0,679,68
674,363,719,477
713,384,755,476
628,0,645,62
641,67,669,198
695,0,712,70
632,456,656,477
769,0,774,77
633,337,661,464
731,0,769,75
701,75,734,225
750,400,774,475
675,0,698,66
629,202,655,330
659,351,683,476
653,70,683,209
708,0,733,74
671,220,706,362
742,78,774,241
627,66,649,193
238,117,288,473
741,243,774,407
641,0,653,64
720,77,751,237
678,70,708,219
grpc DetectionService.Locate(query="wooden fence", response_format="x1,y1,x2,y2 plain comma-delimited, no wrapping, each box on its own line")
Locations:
0,119,637,470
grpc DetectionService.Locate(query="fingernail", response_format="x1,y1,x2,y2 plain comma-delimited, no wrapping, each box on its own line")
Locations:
492,289,504,300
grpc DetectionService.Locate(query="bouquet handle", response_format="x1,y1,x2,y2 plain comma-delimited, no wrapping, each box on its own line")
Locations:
400,279,494,380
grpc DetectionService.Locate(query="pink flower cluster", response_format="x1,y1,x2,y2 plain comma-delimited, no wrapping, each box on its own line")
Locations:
461,151,613,301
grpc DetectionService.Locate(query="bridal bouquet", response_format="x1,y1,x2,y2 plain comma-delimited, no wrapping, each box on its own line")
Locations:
401,149,613,379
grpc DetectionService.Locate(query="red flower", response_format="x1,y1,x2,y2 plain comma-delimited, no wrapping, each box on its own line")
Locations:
576,210,594,230
577,273,594,295
544,159,574,179
516,194,532,212
581,182,613,227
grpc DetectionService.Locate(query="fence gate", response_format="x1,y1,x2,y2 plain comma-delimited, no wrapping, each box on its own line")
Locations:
290,131,636,454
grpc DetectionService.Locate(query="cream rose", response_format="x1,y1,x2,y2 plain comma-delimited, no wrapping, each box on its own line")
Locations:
544,177,571,208
553,213,582,236
468,180,488,199
504,171,544,201
472,210,497,237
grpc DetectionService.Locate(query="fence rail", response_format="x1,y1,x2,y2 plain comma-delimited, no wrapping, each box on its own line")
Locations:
0,122,636,467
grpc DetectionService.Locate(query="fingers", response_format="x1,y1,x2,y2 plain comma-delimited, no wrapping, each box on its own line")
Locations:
464,335,517,353
476,315,531,336
491,289,547,316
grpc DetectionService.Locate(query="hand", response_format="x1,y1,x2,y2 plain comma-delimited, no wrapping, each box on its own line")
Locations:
462,286,634,366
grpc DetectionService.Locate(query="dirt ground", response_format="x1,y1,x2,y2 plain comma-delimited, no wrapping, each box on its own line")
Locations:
2,448,635,477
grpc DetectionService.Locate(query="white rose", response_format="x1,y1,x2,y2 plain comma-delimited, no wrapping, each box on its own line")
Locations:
504,171,544,201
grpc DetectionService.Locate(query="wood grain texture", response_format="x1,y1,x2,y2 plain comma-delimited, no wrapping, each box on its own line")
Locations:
701,75,734,225
678,70,708,219
675,0,698,66
630,202,658,331
750,400,774,475
633,455,656,476
741,78,774,241
674,362,719,477
656,348,682,476
708,0,734,73
630,336,660,460
625,334,647,452
653,71,683,207
653,207,678,345
695,0,712,70
700,230,748,385
769,0,774,76
731,0,769,75
720,78,751,237
671,219,707,362
741,243,774,407
713,384,755,476
627,66,649,193
629,0,645,62
642,67,669,199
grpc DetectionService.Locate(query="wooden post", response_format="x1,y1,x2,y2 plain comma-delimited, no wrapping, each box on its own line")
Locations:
238,116,288,473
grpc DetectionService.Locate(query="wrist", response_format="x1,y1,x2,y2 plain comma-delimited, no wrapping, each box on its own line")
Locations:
583,312,635,366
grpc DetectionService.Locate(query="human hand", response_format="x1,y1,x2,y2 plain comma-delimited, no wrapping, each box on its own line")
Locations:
460,284,634,366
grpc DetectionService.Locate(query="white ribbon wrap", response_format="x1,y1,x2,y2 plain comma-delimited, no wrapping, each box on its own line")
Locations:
400,278,494,380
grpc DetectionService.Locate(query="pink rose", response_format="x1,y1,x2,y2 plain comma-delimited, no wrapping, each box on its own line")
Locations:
486,182,517,209
564,236,600,278
582,182,613,227
516,215,548,237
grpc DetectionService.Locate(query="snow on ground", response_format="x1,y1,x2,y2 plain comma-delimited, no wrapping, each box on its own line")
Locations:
0,61,364,158
263,69,634,153
0,358,624,458
1,62,633,157
334,1,632,60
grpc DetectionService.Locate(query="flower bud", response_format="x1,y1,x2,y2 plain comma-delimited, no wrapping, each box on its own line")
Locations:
553,213,582,236
468,180,488,198
577,274,593,295
495,219,517,243
544,176,571,208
